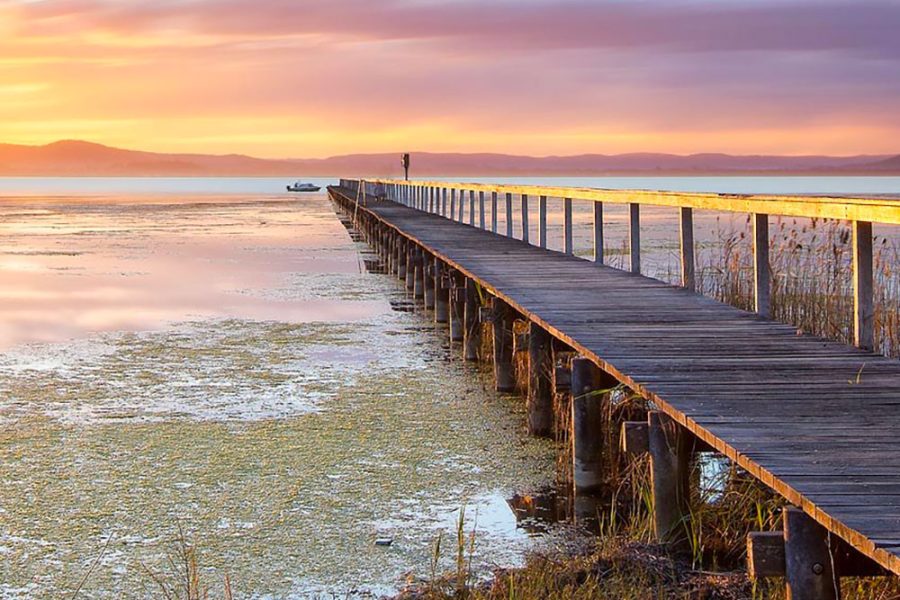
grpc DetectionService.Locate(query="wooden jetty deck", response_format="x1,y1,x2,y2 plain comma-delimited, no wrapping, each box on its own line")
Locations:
330,180,900,597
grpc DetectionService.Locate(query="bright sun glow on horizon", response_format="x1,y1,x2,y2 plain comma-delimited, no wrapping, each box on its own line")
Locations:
1,0,899,158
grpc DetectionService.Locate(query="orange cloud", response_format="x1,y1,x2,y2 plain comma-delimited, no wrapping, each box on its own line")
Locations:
1,0,899,157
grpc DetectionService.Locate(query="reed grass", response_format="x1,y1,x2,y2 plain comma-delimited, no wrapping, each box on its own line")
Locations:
692,216,900,357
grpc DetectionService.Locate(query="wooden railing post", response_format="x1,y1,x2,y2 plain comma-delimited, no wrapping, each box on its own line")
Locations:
458,188,465,222
441,187,447,216
450,189,457,220
564,198,573,255
505,193,513,237
468,190,476,226
594,202,604,264
680,207,696,291
754,213,771,317
521,194,530,243
479,191,486,229
538,195,548,249
629,203,640,274
491,192,498,233
853,220,874,351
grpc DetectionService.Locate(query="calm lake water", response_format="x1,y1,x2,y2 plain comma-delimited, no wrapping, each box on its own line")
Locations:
0,176,897,598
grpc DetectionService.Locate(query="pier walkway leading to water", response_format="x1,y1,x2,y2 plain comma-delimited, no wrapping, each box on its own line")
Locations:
329,179,900,598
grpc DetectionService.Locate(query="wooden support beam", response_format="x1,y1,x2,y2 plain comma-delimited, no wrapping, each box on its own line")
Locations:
853,220,874,351
571,357,615,493
423,258,435,309
521,194,530,243
784,507,838,600
505,193,514,237
491,191,498,233
648,411,692,546
754,213,771,317
492,298,516,392
463,278,480,361
564,197,573,255
538,195,548,249
680,207,696,291
434,258,449,324
629,202,641,274
749,526,888,580
413,251,424,299
405,244,415,290
594,202,604,264
449,274,464,342
527,322,554,437
397,241,407,281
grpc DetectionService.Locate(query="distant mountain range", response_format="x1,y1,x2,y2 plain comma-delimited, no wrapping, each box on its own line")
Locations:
1,140,898,176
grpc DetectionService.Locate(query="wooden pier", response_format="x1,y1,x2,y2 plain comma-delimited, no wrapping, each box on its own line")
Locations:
330,179,900,598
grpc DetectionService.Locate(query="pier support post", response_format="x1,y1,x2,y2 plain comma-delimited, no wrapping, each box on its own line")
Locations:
463,278,480,361
527,323,554,437
492,298,516,392
397,240,407,281
434,259,449,324
784,508,839,600
571,357,615,493
449,273,465,342
405,244,415,290
423,258,435,309
413,251,424,299
648,411,692,546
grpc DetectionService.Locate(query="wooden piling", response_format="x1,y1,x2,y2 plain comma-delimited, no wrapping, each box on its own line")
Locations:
434,258,449,324
463,278,480,361
527,322,554,437
648,411,692,546
405,245,415,290
571,357,613,493
449,273,464,342
413,251,424,299
492,298,516,392
784,507,839,600
423,258,435,309
397,240,407,281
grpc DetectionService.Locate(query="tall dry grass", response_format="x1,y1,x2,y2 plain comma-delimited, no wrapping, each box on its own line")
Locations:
693,216,900,357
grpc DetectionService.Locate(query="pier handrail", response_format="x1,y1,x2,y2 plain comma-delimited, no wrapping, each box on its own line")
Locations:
339,177,900,352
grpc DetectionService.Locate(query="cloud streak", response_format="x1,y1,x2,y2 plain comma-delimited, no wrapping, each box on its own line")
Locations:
1,0,899,157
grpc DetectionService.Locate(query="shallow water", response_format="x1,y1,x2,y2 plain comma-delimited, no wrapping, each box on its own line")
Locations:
0,192,559,598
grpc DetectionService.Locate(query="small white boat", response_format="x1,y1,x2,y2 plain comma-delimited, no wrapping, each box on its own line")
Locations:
286,181,320,192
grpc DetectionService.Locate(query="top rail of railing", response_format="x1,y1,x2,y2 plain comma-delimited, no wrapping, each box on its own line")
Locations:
336,177,899,352
351,178,900,225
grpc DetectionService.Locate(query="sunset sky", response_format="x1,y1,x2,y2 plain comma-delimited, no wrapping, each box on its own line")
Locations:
1,0,899,158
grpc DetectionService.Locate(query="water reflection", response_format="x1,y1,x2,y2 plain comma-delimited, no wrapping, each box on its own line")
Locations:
0,194,389,349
